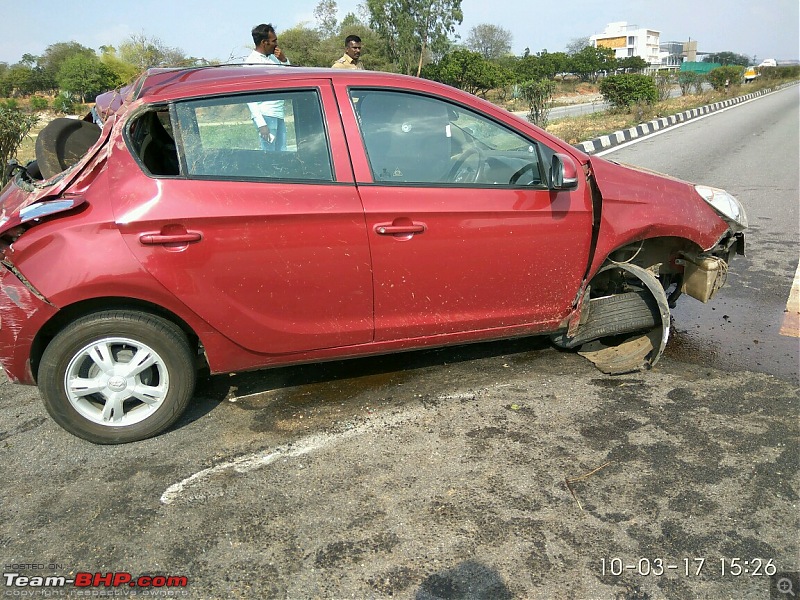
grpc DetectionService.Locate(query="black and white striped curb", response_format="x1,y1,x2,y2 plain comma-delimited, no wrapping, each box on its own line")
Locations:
575,82,797,154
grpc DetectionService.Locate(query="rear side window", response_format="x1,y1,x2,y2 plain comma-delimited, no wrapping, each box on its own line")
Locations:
174,90,333,182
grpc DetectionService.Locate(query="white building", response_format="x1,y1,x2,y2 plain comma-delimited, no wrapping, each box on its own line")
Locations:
590,22,662,68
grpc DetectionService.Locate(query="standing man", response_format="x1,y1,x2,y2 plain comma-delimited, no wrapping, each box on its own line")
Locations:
246,23,290,151
332,35,364,70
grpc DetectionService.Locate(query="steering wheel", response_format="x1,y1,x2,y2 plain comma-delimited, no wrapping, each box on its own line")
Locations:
508,162,537,185
445,147,485,183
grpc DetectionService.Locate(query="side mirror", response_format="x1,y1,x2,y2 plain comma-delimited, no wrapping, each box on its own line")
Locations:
550,153,579,190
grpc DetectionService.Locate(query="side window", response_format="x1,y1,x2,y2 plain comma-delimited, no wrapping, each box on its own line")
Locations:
351,89,545,187
128,107,180,176
174,90,333,181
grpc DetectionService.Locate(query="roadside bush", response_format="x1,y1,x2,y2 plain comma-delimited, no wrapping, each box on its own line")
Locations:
0,107,39,186
599,74,658,109
677,71,704,95
651,71,674,101
519,78,556,127
706,66,745,91
29,96,49,111
1,98,20,110
52,92,75,114
760,65,800,81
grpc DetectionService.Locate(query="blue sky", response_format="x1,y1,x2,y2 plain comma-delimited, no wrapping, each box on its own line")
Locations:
1,0,797,65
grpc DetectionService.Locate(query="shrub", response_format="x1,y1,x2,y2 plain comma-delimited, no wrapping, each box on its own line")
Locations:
519,78,557,127
0,107,39,186
52,92,75,114
759,65,800,81
29,96,49,111
677,71,704,95
599,74,658,109
651,71,674,101
706,66,745,91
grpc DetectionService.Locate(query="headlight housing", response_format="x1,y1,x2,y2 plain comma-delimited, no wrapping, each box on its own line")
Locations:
695,185,748,232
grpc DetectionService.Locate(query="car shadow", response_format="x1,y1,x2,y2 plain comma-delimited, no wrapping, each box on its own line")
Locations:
174,335,554,431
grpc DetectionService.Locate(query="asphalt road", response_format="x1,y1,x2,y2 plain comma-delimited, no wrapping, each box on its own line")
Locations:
598,84,800,381
1,87,798,600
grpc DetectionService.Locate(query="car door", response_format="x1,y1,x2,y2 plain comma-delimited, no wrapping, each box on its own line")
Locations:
113,83,373,354
341,87,593,341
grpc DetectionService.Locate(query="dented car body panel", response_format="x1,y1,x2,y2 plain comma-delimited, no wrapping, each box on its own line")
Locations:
0,66,747,442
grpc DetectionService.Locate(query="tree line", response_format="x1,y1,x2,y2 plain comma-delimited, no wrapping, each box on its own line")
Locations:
4,0,784,111
0,0,675,108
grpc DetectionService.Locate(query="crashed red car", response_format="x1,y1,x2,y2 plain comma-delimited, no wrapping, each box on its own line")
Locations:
0,66,746,443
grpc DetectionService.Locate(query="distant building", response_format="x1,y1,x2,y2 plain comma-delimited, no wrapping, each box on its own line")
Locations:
660,40,698,70
590,21,661,68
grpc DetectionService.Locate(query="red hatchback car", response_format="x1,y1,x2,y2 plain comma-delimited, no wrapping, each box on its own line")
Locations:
0,66,746,443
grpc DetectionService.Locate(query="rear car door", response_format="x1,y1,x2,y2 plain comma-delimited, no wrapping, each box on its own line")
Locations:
340,87,593,341
112,81,373,354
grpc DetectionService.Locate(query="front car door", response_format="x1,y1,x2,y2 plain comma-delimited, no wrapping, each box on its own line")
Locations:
341,87,593,341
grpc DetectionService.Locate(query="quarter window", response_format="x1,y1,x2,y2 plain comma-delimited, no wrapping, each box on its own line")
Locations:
175,90,333,181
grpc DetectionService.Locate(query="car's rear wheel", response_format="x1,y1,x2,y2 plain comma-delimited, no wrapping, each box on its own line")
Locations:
38,311,196,444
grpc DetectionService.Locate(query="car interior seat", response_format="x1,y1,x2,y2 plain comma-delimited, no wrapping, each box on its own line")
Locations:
358,93,451,183
139,112,179,176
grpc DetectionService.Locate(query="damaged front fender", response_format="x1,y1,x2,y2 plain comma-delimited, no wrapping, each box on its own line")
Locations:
554,263,671,375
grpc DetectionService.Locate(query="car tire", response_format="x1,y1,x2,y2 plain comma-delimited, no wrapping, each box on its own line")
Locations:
35,118,101,179
38,311,196,444
551,290,659,349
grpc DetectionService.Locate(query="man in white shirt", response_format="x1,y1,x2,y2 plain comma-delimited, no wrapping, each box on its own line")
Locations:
246,23,290,151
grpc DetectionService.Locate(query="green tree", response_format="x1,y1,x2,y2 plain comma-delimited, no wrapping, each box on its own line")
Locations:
3,64,36,96
314,0,338,33
0,63,9,97
617,56,648,73
599,73,658,109
424,49,512,97
508,51,567,83
519,78,556,127
565,37,591,55
465,24,512,60
57,54,120,102
569,45,616,82
119,34,189,70
704,51,750,67
98,45,141,86
279,25,334,67
37,42,97,81
366,0,463,76
0,107,39,186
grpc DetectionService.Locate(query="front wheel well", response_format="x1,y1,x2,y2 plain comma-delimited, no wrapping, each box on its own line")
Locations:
603,236,703,277
30,297,202,384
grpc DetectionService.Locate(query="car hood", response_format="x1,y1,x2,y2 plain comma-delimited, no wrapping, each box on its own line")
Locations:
587,155,731,252
589,156,695,199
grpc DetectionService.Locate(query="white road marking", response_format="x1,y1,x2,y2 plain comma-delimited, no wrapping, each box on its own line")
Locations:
595,91,780,157
780,259,800,338
161,403,438,505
